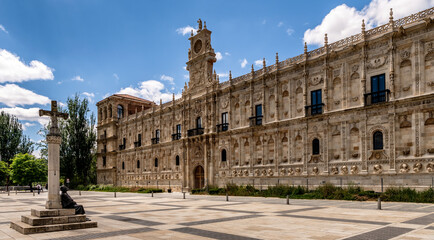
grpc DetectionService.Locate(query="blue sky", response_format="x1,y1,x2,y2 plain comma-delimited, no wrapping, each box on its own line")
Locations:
0,0,432,156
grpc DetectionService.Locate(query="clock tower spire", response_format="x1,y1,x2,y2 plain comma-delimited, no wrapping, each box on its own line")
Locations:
186,19,217,93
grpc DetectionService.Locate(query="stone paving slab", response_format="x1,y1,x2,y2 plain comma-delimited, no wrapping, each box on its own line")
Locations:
0,191,433,240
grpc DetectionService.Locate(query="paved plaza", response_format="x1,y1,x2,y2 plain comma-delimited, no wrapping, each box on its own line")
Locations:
0,191,433,240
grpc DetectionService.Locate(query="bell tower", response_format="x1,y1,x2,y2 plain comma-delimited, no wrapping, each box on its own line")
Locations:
186,19,217,93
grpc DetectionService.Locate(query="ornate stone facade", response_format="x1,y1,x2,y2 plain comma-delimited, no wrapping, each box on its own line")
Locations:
97,9,434,191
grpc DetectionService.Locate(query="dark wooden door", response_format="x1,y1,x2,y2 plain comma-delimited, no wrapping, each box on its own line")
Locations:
194,165,204,189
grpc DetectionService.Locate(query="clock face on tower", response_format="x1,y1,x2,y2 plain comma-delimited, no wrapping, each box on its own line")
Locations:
194,39,202,53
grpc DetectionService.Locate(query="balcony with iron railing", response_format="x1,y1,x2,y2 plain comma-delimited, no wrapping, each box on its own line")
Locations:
172,133,181,141
187,128,204,137
305,103,324,117
249,115,263,126
134,141,141,148
151,137,160,144
364,89,390,106
216,123,229,132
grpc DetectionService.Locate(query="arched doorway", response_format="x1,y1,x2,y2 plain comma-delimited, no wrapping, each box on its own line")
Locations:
194,165,204,189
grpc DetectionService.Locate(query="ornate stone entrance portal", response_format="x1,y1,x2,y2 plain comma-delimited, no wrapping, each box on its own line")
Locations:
194,165,204,189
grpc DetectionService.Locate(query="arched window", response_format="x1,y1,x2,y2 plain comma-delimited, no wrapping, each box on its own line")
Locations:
117,105,124,119
175,155,180,166
102,157,106,167
137,160,140,168
122,161,125,170
312,138,320,155
373,131,383,150
221,149,227,162
154,158,158,167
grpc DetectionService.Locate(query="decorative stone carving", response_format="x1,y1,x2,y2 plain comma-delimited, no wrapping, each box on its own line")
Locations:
373,164,383,174
351,165,358,174
400,50,410,59
280,168,286,176
254,169,260,176
309,155,322,163
244,170,249,176
351,152,359,158
402,148,411,156
399,163,410,173
312,167,319,175
351,65,359,72
331,166,339,175
288,168,294,175
413,163,422,173
295,167,301,175
268,169,274,176
367,56,388,69
310,75,323,86
341,166,349,174
427,163,434,172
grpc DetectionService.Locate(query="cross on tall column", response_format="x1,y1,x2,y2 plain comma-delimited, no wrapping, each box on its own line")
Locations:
39,100,68,209
39,100,68,135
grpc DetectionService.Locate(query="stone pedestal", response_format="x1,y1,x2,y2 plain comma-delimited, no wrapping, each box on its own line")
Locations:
10,208,97,235
46,135,62,209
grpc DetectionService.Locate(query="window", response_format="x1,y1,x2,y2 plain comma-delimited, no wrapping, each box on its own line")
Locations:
255,104,262,117
310,89,323,115
221,112,228,124
137,160,140,168
155,129,160,139
371,74,386,103
312,138,320,155
373,131,384,150
221,149,227,162
175,155,180,166
102,156,106,167
154,158,158,167
122,161,125,170
196,117,202,129
117,105,124,119
176,124,181,134
103,145,107,153
138,134,142,145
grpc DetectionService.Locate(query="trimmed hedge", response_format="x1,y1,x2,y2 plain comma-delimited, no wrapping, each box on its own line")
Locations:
75,184,163,193
192,183,434,203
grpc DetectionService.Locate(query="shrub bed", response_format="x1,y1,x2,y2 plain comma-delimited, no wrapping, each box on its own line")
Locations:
192,183,434,203
75,184,163,193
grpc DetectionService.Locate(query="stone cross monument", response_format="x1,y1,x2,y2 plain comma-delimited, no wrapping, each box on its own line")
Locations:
39,100,68,209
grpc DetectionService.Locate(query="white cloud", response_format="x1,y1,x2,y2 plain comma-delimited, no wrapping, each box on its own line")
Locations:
0,107,49,126
0,49,54,83
117,80,181,103
82,92,95,103
217,73,229,78
160,74,174,85
71,75,84,82
183,74,189,80
303,0,434,46
22,122,35,130
278,22,284,27
0,25,8,34
216,52,223,61
0,84,50,107
176,25,197,36
113,73,119,80
224,52,230,56
254,59,263,67
240,58,248,68
286,28,294,36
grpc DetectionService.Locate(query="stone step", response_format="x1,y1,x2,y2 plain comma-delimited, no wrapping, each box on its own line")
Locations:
22,214,86,226
31,208,75,217
10,220,97,235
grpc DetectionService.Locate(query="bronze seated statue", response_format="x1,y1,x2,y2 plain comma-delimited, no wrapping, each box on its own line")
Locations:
60,186,85,215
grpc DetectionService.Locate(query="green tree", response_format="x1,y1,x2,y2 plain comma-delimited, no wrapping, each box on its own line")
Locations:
9,153,47,188
0,111,35,190
0,160,9,185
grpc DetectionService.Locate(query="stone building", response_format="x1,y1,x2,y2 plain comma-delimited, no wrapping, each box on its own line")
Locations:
97,9,434,191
